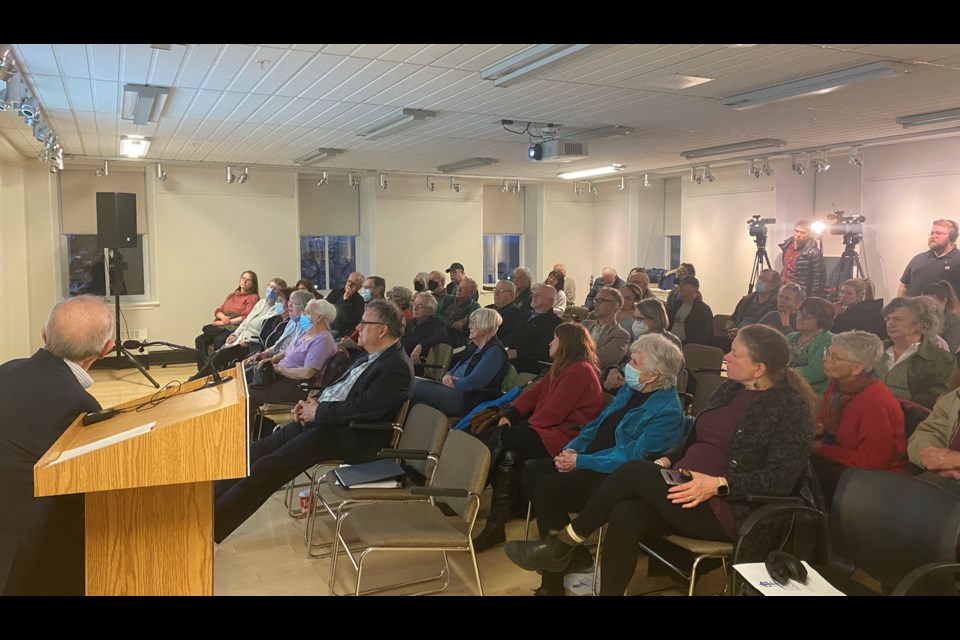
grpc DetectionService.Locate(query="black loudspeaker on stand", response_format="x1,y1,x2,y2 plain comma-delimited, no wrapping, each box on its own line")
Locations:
95,192,159,388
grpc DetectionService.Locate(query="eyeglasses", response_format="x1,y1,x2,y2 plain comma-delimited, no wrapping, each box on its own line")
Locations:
823,348,858,364
796,311,816,320
358,320,387,327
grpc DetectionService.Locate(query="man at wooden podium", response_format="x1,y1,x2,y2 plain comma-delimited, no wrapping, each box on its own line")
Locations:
0,295,114,595
214,299,414,543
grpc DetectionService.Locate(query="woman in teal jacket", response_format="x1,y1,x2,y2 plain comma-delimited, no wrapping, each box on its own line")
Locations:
519,334,687,595
786,297,835,395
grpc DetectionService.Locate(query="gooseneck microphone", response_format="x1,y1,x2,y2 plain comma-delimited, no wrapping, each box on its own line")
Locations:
123,340,233,389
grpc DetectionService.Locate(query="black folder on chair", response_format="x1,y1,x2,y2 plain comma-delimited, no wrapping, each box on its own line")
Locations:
332,459,406,488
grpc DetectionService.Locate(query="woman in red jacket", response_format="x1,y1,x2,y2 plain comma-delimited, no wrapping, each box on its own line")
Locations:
193,271,260,371
813,330,907,505
472,322,604,552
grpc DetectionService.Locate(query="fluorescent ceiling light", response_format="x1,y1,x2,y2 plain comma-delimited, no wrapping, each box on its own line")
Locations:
722,60,907,110
119,135,151,158
644,74,714,90
682,138,786,159
896,107,960,129
562,125,634,141
558,164,625,180
481,44,609,88
358,108,435,140
122,84,170,125
294,147,343,165
437,157,497,173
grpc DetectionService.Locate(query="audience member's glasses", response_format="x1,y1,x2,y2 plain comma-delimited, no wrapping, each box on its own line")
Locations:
358,320,387,327
930,231,949,237
823,348,857,364
796,311,815,320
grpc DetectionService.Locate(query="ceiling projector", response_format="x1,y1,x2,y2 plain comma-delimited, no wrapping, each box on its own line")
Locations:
528,139,590,163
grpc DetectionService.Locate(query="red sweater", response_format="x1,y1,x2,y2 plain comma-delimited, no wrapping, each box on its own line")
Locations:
510,361,604,457
214,291,259,321
815,379,906,472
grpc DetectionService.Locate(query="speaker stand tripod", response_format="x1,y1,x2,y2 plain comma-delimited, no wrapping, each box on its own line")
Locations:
106,247,159,388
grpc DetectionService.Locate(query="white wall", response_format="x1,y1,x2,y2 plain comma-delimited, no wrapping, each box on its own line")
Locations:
541,182,602,300
0,162,32,361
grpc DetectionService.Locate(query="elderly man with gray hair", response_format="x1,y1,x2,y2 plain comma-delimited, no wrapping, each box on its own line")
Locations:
584,267,626,311
402,291,450,362
436,276,481,347
0,295,115,595
812,330,907,504
502,283,563,374
486,279,523,338
513,267,534,314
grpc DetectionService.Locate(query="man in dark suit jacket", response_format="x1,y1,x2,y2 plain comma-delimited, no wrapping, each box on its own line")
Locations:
486,279,523,339
214,300,414,543
0,295,115,595
326,271,366,338
502,284,563,374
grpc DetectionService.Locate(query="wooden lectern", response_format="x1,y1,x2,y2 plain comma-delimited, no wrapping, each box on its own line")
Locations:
34,365,248,596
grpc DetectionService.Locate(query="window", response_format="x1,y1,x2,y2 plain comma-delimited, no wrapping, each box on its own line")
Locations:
667,235,681,269
300,235,357,290
66,235,147,298
482,234,521,284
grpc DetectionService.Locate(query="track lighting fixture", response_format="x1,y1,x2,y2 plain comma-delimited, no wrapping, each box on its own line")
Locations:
761,158,773,176
237,167,249,184
588,182,598,196
619,177,626,191
810,152,831,173
95,160,109,178
644,174,652,189
348,173,360,190
792,154,807,175
573,181,583,196
427,176,436,191
749,159,763,179
379,173,388,190
18,95,36,120
317,171,329,187
155,163,167,182
849,147,863,167
450,177,461,193
226,165,236,184
512,180,521,194
690,167,704,185
499,179,509,194
703,166,715,182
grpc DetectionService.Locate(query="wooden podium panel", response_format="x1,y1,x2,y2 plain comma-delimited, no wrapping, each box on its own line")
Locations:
34,365,248,595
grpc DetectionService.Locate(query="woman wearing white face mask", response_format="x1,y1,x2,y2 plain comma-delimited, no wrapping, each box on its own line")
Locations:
517,334,686,594
603,298,683,392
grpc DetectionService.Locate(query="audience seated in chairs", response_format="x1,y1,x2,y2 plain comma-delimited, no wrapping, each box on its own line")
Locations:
191,277,286,380
668,276,714,347
513,333,687,594
584,267,625,312
326,271,366,339
615,283,644,336
411,308,508,418
244,289,313,368
921,279,960,353
412,271,430,294
878,296,957,409
626,269,658,301
787,297,836,395
504,324,816,596
246,298,339,422
545,270,568,316
513,267,534,314
486,279,523,339
401,292,450,364
760,282,804,336
661,262,695,312
435,277,481,348
386,285,414,324
427,270,448,305
812,331,907,505
717,269,780,352
193,270,260,369
603,298,683,393
832,277,886,340
502,284,562,375
213,299,414,543
472,322,606,554
553,263,576,306
908,386,960,493
582,286,630,370
295,278,323,299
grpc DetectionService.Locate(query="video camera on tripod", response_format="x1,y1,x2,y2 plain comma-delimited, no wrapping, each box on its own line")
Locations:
747,215,776,247
827,211,866,248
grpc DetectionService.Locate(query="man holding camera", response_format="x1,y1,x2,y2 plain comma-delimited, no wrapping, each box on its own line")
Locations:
779,219,824,297
898,219,960,297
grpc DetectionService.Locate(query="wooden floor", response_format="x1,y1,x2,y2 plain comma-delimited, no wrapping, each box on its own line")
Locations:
89,363,718,597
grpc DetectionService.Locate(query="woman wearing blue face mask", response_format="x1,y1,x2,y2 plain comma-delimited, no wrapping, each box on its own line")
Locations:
245,289,312,367
603,298,684,393
247,298,340,415
518,333,687,595
190,277,288,381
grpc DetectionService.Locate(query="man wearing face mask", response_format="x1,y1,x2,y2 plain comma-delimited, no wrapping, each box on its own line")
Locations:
327,272,366,338
245,289,314,367
582,286,631,370
190,277,288,380
427,271,448,305
518,334,687,595
715,270,781,352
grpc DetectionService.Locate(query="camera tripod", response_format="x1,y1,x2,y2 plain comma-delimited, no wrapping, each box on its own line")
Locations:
825,237,866,302
748,240,772,295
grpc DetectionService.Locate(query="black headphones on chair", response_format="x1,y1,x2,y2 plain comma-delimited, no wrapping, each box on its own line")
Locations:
765,551,808,586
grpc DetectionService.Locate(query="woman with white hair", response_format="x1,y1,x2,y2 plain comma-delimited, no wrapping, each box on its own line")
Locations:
812,330,907,504
878,297,956,409
248,298,339,408
411,307,509,417
514,333,686,594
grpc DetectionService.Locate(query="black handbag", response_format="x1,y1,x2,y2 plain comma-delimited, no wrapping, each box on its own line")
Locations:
249,362,276,389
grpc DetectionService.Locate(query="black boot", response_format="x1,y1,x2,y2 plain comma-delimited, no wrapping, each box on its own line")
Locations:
472,450,522,553
504,532,576,573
